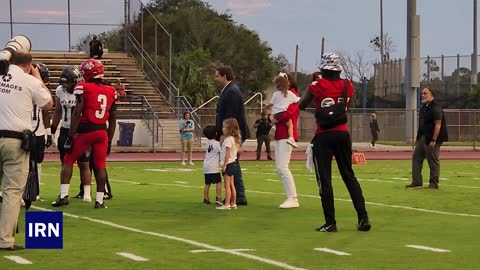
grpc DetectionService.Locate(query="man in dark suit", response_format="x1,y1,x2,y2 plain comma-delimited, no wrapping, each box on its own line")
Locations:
215,65,249,205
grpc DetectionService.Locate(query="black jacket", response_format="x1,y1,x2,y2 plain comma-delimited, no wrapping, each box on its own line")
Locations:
417,99,448,144
215,82,250,141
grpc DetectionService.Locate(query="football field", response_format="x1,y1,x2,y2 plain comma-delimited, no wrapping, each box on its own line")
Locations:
5,160,480,270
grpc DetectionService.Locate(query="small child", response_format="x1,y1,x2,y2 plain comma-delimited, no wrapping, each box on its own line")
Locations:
217,118,241,210
266,74,300,148
202,125,222,205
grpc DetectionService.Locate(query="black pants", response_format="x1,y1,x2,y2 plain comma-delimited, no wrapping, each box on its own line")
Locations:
371,131,378,146
233,153,246,202
256,134,271,159
312,131,368,225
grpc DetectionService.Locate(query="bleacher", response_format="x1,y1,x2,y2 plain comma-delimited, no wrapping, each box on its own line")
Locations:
31,51,175,119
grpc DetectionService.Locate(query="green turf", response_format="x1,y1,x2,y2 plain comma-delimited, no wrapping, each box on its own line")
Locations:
4,160,480,270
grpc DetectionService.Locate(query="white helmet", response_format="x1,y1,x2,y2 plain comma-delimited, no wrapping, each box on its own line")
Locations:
319,53,342,71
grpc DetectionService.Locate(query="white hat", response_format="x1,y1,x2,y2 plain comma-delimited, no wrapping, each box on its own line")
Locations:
319,53,342,71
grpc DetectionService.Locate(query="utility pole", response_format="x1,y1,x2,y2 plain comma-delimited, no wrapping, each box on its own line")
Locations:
473,0,478,86
406,0,420,144
321,37,325,56
294,44,299,81
380,0,384,63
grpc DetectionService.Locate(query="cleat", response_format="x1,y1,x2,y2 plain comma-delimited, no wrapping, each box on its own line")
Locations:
104,193,113,200
51,195,69,207
215,197,223,206
203,199,211,205
357,217,371,231
94,201,107,208
315,224,337,232
405,183,422,189
74,192,84,199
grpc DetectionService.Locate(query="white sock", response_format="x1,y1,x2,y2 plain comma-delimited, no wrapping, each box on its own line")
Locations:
104,183,109,193
96,192,104,204
60,184,70,198
37,163,42,185
83,185,92,199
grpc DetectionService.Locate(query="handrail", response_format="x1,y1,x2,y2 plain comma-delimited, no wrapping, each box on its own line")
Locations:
244,92,263,113
191,96,219,114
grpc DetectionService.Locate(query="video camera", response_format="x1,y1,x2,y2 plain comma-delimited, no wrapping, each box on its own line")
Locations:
0,35,32,75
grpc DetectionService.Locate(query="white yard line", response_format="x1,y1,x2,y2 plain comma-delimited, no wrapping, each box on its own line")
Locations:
190,248,255,253
105,179,480,218
31,206,306,270
4,256,32,264
116,252,149,261
313,248,351,256
174,181,189,184
405,245,451,253
266,179,280,182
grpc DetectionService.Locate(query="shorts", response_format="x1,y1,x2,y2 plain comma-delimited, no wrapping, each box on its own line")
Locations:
58,127,88,163
204,173,222,185
222,162,239,177
274,111,287,120
63,129,108,169
31,135,45,163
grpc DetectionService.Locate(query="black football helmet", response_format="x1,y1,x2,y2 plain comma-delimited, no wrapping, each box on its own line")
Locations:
33,62,50,84
59,65,82,93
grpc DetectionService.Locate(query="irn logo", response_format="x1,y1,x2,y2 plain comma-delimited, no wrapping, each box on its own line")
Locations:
25,211,63,249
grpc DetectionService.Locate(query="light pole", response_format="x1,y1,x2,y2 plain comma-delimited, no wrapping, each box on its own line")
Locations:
380,0,384,63
473,0,478,86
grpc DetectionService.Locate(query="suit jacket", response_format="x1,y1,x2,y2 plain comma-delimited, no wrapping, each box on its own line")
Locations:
216,81,250,141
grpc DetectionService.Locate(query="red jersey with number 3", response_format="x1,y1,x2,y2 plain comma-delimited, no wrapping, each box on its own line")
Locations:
73,81,117,124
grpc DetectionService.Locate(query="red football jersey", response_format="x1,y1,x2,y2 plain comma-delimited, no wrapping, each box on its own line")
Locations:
308,78,354,134
73,81,116,124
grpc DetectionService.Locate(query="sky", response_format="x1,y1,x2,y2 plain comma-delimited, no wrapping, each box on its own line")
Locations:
0,0,477,72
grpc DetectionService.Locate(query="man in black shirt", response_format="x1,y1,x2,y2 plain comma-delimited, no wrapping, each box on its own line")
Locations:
406,87,448,189
89,36,103,59
254,112,272,160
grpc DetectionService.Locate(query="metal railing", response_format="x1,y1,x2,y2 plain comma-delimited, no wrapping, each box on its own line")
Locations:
244,92,264,113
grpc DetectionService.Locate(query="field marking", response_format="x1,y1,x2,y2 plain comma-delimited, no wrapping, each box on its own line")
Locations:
392,177,408,181
144,168,195,172
190,248,255,253
405,245,451,253
31,206,306,270
116,252,149,261
4,256,32,264
313,248,351,256
266,179,280,182
174,181,189,184
105,179,480,218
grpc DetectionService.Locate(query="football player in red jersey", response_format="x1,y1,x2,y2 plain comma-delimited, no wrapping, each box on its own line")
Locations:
52,59,116,208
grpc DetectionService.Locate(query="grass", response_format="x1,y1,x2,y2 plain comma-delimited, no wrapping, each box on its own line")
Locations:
4,160,480,270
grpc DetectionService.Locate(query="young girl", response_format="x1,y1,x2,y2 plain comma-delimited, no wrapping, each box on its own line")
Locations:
266,74,300,148
217,118,241,210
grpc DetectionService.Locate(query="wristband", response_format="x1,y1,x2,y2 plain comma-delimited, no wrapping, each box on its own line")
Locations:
45,128,51,136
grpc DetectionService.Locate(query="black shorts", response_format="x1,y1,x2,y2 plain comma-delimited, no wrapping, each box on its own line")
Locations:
204,173,222,185
31,135,46,163
222,162,239,177
58,127,88,163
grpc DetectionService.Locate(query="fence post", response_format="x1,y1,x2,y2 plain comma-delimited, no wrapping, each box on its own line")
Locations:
457,54,460,96
441,54,445,95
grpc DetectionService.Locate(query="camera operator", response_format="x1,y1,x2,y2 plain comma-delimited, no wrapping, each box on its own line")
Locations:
0,49,53,250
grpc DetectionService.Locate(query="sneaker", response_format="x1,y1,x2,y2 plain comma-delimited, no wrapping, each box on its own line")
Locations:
0,245,25,251
74,192,84,199
51,195,69,207
0,195,2,203
216,205,231,210
189,161,195,166
94,201,107,208
215,197,223,206
267,156,273,160
287,137,298,148
203,199,211,205
36,195,44,202
424,184,439,190
181,161,186,166
357,217,371,231
231,204,238,209
405,183,422,189
315,224,338,232
279,198,299,209
104,193,113,200
369,143,374,148
256,157,260,160
83,197,92,203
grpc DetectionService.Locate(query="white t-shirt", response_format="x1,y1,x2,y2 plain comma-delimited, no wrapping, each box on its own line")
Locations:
0,65,51,132
203,139,221,174
270,90,300,115
55,85,77,129
220,136,238,166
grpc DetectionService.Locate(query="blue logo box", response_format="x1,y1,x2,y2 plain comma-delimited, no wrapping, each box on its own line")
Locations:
25,211,63,249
